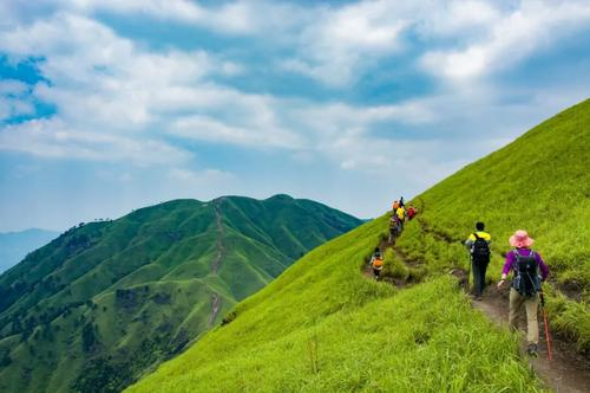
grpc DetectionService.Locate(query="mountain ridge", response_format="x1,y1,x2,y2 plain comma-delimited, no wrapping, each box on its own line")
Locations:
0,194,363,393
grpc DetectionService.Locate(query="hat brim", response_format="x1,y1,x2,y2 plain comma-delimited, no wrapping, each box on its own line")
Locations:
509,235,534,248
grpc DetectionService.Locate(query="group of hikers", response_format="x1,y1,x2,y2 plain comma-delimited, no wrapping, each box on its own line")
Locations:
369,199,550,357
370,197,417,279
388,197,417,244
465,222,549,357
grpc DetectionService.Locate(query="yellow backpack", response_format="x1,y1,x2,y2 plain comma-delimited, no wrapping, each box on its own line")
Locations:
396,208,405,220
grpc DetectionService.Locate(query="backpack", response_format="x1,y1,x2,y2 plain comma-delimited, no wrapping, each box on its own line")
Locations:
471,233,490,261
389,217,396,228
372,256,384,270
512,250,540,296
396,208,405,220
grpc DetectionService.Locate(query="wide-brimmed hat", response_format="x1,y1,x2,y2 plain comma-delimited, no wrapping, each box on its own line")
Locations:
509,230,534,248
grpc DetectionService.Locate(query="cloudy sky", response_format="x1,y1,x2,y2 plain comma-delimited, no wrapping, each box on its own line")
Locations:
1,0,589,231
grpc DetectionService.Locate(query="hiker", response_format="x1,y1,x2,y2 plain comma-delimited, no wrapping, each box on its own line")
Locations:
407,205,416,220
399,197,405,208
396,206,406,231
370,247,384,279
388,215,397,243
497,230,549,357
465,222,491,300
392,200,400,212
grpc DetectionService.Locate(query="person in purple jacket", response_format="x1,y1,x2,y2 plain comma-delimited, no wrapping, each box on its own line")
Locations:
497,230,549,357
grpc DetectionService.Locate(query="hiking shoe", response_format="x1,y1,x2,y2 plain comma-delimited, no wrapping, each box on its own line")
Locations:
527,344,538,357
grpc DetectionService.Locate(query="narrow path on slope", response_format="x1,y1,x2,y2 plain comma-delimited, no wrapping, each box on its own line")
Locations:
208,197,225,327
362,237,418,288
211,197,226,274
362,230,590,393
208,293,221,329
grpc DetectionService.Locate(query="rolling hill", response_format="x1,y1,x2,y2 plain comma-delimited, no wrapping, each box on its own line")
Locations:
126,99,589,392
0,229,59,274
0,194,362,393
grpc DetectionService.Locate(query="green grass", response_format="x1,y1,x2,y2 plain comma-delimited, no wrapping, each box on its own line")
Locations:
127,99,589,393
0,195,362,393
393,99,590,352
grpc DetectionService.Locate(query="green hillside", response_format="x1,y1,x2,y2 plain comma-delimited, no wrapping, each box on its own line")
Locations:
126,100,589,392
0,195,362,393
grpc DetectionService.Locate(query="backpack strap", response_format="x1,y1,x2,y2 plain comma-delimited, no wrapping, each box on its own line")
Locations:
513,249,521,269
473,233,480,240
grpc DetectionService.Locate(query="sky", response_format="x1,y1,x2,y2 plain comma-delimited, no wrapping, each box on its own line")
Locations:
0,0,589,232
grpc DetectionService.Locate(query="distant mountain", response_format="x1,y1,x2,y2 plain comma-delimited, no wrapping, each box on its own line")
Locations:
0,195,362,393
0,229,59,274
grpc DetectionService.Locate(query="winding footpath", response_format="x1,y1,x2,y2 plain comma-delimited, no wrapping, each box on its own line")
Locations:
211,197,226,275
208,197,226,328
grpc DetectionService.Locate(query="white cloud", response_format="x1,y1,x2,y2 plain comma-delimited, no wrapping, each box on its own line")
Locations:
0,79,29,95
172,114,303,149
421,1,590,82
418,1,501,38
283,0,410,87
0,118,191,166
0,11,298,161
0,79,35,120
0,0,588,190
2,0,303,36
0,13,242,128
168,167,234,183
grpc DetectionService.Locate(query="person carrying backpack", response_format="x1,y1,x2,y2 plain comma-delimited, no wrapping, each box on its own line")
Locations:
388,216,397,244
465,222,491,300
396,207,406,230
370,247,384,279
497,230,549,357
407,205,416,220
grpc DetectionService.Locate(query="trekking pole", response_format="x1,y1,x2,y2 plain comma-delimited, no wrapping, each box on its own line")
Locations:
539,291,553,361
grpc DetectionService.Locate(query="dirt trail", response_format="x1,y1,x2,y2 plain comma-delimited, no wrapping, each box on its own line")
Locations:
211,197,225,274
472,287,590,393
208,198,225,328
363,228,590,392
208,293,222,328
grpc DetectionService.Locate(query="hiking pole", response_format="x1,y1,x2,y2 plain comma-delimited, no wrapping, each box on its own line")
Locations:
539,291,553,361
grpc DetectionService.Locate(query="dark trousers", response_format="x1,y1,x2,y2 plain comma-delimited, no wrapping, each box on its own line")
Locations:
472,258,489,296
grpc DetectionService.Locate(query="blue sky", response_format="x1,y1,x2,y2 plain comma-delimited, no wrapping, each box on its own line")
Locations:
1,0,589,231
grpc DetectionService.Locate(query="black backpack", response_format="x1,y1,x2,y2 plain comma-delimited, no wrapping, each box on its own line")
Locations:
512,250,540,296
471,233,490,261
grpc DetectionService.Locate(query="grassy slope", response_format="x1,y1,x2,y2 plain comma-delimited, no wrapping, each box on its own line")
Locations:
127,215,541,392
393,98,590,351
0,195,362,393
127,99,588,393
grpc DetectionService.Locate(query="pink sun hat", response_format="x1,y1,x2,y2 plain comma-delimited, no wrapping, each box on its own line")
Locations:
509,230,534,248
